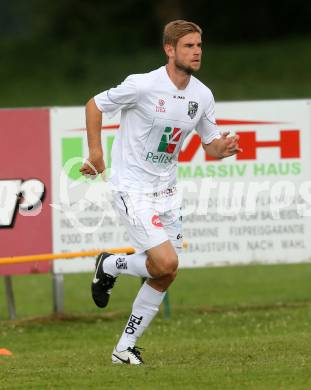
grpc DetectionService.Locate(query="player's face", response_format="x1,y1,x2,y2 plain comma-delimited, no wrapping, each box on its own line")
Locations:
174,32,202,74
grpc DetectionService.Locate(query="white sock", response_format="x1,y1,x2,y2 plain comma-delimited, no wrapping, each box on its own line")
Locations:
102,252,151,278
116,282,166,351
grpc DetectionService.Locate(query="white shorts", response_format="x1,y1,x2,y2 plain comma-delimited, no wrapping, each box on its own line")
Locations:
112,187,183,253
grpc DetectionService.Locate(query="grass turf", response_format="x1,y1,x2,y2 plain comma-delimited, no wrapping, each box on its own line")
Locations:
1,264,311,389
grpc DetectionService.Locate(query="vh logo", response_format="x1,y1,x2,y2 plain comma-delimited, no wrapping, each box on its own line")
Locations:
0,179,45,227
235,130,300,160
179,130,300,161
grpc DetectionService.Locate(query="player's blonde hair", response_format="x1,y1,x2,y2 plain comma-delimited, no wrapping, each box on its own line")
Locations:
163,20,202,48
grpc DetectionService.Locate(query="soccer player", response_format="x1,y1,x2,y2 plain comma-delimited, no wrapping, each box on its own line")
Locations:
80,20,241,365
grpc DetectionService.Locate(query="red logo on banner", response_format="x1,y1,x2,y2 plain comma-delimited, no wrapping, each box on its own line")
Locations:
179,129,301,162
235,130,300,160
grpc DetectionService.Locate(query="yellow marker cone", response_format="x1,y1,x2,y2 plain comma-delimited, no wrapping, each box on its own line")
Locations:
0,348,12,356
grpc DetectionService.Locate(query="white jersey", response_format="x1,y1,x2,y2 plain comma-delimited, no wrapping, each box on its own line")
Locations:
94,66,220,193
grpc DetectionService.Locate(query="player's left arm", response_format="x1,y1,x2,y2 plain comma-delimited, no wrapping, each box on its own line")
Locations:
202,132,242,159
196,89,242,159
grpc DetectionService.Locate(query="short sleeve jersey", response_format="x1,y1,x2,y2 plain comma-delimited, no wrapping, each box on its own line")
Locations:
94,66,220,193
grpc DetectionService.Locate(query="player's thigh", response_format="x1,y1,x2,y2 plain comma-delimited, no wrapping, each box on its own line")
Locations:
159,207,183,254
112,192,169,253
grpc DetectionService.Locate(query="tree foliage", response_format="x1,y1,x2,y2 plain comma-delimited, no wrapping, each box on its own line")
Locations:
1,0,310,50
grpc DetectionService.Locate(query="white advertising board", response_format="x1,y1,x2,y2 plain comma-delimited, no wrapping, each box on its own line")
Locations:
50,100,311,273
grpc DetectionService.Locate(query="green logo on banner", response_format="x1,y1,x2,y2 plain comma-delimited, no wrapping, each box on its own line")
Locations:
62,135,115,181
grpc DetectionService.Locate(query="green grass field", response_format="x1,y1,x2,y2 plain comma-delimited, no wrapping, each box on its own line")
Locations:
1,263,311,389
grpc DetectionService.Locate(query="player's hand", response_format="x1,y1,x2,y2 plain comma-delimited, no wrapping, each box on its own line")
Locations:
218,132,243,158
79,155,106,178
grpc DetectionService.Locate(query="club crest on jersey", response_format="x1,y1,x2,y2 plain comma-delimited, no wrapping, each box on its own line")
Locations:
188,101,198,119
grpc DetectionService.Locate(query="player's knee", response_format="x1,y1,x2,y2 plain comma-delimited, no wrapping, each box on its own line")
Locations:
156,254,178,276
170,268,178,282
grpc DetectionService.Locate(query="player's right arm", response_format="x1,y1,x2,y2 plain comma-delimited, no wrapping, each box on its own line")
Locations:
80,98,106,176
80,75,138,177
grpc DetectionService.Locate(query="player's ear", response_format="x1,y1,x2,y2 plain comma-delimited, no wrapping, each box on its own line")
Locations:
164,43,175,59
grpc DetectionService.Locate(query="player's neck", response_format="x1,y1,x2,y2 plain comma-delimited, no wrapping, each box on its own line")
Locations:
165,64,191,90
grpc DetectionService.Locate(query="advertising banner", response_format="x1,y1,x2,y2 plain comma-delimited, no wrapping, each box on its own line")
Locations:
50,107,123,273
180,100,311,266
0,109,52,275
50,100,311,272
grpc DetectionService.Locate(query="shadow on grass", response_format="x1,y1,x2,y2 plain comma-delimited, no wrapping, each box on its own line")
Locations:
175,300,311,315
2,300,310,327
0,310,129,326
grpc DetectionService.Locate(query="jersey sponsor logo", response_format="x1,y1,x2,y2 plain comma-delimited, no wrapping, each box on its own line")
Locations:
152,214,163,228
157,127,182,154
145,126,183,165
156,99,166,113
173,95,185,99
145,152,173,164
152,186,177,198
188,101,198,119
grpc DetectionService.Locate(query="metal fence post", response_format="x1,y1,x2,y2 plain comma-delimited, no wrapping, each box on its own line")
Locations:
163,291,171,320
4,276,16,320
52,272,64,314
